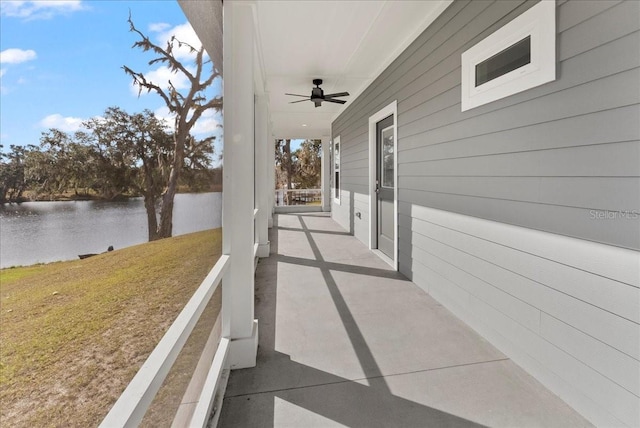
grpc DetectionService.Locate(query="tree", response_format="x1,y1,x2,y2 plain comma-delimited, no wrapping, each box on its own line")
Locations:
25,132,73,198
275,138,322,195
122,15,221,239
293,139,321,189
65,142,95,196
0,145,30,203
275,139,293,204
34,129,91,198
83,107,175,240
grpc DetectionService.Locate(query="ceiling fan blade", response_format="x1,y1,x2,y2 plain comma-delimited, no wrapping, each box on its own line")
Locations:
323,99,347,104
324,92,350,98
289,99,309,104
285,93,309,97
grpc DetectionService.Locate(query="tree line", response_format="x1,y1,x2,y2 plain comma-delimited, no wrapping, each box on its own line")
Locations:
0,107,218,235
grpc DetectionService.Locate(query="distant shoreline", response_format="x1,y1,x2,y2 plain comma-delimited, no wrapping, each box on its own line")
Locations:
1,186,223,204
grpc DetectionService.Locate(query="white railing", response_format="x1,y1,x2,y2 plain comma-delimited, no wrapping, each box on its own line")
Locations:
102,207,264,426
100,254,231,428
275,188,321,206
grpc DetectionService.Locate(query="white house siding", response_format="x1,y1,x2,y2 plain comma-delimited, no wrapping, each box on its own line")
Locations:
332,0,640,426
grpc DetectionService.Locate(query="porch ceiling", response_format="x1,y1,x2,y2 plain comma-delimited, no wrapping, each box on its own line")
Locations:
253,0,451,139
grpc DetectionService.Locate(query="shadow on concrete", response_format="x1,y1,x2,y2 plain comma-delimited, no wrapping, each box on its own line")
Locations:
276,225,351,236
219,214,485,428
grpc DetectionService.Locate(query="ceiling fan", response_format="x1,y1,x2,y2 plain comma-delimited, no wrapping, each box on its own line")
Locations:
286,79,350,108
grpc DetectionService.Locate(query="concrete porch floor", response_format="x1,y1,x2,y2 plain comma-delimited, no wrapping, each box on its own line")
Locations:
219,213,591,427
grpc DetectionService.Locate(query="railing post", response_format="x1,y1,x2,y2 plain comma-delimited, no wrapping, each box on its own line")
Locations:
221,0,258,369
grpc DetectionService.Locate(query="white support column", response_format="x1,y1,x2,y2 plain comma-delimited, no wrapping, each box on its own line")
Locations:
222,0,258,370
321,136,331,212
267,127,275,228
255,95,270,257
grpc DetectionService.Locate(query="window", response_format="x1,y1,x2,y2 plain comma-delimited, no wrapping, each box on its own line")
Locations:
381,126,394,188
475,36,531,87
333,136,341,204
461,0,555,111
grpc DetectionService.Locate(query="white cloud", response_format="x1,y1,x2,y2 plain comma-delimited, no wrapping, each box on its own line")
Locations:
0,69,6,78
39,114,85,132
0,48,37,64
153,106,174,130
1,1,86,20
191,109,221,136
149,22,171,33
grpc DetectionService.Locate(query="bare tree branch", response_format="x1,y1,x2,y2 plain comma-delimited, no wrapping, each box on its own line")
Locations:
127,13,195,83
123,14,222,239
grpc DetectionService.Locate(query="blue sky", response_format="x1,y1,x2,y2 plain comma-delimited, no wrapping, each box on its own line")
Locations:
0,0,221,154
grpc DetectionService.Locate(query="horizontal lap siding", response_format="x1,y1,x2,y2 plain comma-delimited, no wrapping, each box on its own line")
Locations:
332,0,640,425
390,0,640,248
400,205,640,427
332,128,368,238
334,0,640,249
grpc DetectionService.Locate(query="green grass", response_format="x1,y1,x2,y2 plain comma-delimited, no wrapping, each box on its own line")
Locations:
0,229,222,428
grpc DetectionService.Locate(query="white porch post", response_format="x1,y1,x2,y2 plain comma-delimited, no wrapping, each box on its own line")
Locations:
321,135,331,212
222,0,258,369
255,95,270,257
268,129,275,228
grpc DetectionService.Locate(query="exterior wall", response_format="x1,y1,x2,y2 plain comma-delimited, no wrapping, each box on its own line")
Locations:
331,189,350,232
332,0,640,426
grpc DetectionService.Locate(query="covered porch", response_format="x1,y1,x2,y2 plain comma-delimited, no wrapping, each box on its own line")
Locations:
219,213,589,427
100,0,639,426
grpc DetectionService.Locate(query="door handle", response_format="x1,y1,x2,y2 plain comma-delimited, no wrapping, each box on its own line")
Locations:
375,187,380,195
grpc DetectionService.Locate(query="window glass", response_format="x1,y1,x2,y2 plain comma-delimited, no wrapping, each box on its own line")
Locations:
381,127,394,188
475,36,531,87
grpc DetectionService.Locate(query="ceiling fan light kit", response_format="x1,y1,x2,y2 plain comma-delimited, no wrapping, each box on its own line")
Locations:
285,79,350,108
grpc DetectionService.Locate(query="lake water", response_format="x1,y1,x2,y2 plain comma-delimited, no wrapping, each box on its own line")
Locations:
0,192,222,268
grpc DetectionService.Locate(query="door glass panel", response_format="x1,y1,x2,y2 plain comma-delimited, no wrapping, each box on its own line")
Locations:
381,126,394,188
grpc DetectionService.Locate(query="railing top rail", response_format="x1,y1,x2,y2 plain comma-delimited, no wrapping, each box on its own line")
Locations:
279,188,321,192
100,254,230,428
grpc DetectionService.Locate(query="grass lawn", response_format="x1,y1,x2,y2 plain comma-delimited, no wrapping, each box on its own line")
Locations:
0,229,222,427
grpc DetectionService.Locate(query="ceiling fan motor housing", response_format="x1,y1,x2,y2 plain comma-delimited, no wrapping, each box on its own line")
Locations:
311,86,324,101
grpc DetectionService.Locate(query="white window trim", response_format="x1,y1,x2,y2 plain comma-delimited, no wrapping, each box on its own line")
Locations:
461,0,556,111
368,100,398,270
333,136,341,205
